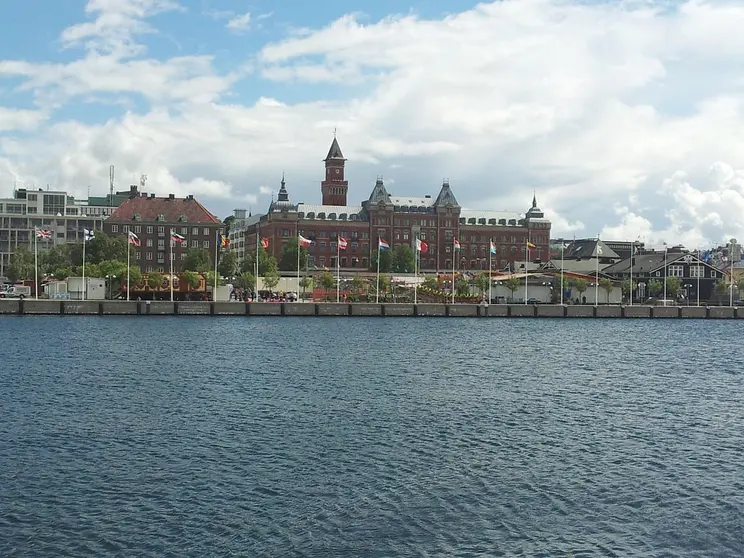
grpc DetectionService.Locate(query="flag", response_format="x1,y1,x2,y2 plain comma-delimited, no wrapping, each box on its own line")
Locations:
261,237,269,249
35,227,51,239
84,228,95,242
338,236,348,250
378,238,390,250
526,241,536,250
597,246,603,255
170,229,185,243
128,230,140,246
416,238,428,253
490,241,497,255
453,239,461,250
299,234,313,247
218,234,230,247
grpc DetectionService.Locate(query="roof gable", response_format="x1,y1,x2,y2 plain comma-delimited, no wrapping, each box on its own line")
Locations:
108,196,220,224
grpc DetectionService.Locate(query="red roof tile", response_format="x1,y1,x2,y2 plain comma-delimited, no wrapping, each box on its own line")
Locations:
108,195,221,224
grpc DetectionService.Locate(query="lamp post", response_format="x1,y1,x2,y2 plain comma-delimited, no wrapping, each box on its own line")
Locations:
683,283,693,305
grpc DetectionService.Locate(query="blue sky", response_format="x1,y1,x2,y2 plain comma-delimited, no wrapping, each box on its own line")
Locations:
1,0,744,248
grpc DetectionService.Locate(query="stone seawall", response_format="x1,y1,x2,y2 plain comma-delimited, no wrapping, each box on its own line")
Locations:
1,300,744,319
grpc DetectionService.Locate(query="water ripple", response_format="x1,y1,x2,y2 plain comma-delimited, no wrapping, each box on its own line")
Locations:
1,316,744,556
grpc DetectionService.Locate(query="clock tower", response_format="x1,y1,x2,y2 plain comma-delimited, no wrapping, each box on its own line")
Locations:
321,136,348,206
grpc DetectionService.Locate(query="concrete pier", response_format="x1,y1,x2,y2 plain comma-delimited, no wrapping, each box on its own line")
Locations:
0,301,741,319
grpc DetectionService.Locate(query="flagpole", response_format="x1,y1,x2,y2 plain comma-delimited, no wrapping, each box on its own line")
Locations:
169,232,174,302
126,240,130,301
697,247,700,307
336,238,340,303
414,237,418,305
524,239,528,305
375,237,381,304
560,241,564,305
629,241,633,306
82,233,86,301
255,224,259,286
663,245,668,306
488,238,492,304
214,232,219,298
34,231,38,300
595,236,599,305
452,238,456,305
297,232,301,296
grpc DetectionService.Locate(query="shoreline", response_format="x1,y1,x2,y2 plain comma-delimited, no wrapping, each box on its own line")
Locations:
0,300,741,318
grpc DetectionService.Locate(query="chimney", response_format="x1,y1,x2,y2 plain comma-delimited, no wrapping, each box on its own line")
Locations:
149,193,155,199
425,195,431,198
186,194,194,201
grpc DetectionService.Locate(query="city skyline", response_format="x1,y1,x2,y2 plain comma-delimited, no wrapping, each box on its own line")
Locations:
1,0,743,250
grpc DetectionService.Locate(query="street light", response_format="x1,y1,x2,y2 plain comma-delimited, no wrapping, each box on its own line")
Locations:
105,274,116,299
683,283,693,305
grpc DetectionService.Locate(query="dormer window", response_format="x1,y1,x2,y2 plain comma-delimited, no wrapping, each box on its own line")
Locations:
133,213,141,221
156,214,165,222
178,214,187,222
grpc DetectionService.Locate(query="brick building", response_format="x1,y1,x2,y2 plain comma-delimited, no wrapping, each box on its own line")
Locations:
104,186,222,273
240,138,551,272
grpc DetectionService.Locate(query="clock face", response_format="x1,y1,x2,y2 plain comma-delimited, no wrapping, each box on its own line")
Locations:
335,168,340,174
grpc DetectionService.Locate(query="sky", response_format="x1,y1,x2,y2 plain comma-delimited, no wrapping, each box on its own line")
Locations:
1,0,744,249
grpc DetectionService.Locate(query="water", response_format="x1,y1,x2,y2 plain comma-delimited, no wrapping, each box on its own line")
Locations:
1,317,743,557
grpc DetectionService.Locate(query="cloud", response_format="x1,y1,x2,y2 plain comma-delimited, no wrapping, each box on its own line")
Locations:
0,107,48,132
226,12,251,32
2,0,744,249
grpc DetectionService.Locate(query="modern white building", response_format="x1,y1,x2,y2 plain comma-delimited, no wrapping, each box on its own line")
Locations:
0,188,119,278
227,208,261,266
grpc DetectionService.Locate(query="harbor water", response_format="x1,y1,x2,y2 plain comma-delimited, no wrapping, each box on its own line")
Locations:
1,317,743,557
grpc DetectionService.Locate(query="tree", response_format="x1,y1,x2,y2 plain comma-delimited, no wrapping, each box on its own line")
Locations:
54,266,73,280
241,245,274,276
475,272,490,296
40,244,70,274
182,248,211,272
665,276,681,299
147,272,165,289
621,279,637,297
78,263,102,279
422,276,438,290
319,271,335,299
737,279,744,294
571,278,588,301
222,215,235,236
7,246,33,282
599,278,614,303
69,233,127,265
392,244,415,273
279,237,309,271
370,249,392,273
377,274,391,298
504,276,521,300
299,276,312,297
127,266,143,288
648,278,663,297
455,276,471,296
263,269,280,291
182,270,201,289
557,273,570,293
217,250,237,278
237,271,256,291
351,275,365,295
715,280,728,294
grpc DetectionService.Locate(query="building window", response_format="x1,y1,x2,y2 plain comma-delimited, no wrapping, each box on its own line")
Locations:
192,227,199,235
146,252,153,260
146,266,153,273
135,252,141,260
134,226,141,233
203,228,209,236
181,227,187,235
158,239,165,249
158,226,165,235
146,239,153,247
123,225,129,233
690,265,704,278
203,241,210,249
147,226,153,234
111,225,119,232
191,240,198,248
668,265,684,277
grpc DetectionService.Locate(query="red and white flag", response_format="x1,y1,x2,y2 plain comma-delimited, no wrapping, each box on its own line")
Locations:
298,234,313,247
34,227,52,239
416,238,428,253
170,229,185,243
338,236,348,250
261,237,269,249
128,230,141,247
453,239,461,250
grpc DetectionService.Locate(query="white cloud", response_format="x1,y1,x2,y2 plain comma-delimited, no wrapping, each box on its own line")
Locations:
226,12,251,32
0,107,47,132
2,0,744,248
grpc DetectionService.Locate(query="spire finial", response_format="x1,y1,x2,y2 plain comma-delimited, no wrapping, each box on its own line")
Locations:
281,171,285,185
333,127,337,138
532,190,537,208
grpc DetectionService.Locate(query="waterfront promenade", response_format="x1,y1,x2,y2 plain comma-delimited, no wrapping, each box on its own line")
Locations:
0,299,742,318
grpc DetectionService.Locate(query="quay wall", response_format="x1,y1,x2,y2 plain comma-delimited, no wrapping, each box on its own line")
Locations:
1,300,744,319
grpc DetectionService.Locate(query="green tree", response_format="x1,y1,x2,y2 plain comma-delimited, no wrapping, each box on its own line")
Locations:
319,271,335,291
222,215,235,236
422,276,439,290
665,276,681,299
279,237,309,272
182,270,201,289
370,249,392,273
715,279,728,294
127,266,143,288
147,272,165,289
7,246,33,282
78,263,102,279
736,278,744,294
217,250,237,278
504,276,521,300
648,278,663,297
621,279,637,297
571,278,588,301
392,244,415,273
182,248,211,272
263,269,280,291
69,233,127,265
475,272,490,296
40,244,70,274
599,277,614,303
556,273,570,293
54,266,73,280
377,274,391,298
237,271,256,291
455,276,471,296
240,245,275,276
299,276,312,297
